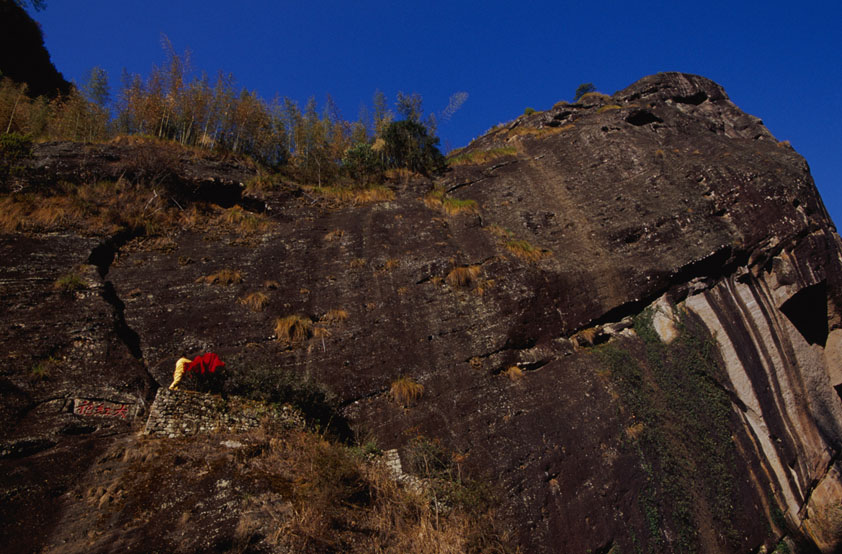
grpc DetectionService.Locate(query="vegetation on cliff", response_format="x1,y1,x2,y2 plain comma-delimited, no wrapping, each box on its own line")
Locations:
0,40,447,187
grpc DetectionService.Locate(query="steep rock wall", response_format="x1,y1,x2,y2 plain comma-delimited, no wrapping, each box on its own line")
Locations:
2,72,842,552
684,231,842,551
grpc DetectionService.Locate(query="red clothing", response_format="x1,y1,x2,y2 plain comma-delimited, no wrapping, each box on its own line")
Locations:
185,352,225,374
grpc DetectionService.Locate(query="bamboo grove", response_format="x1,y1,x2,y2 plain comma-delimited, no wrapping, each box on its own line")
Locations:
0,43,455,182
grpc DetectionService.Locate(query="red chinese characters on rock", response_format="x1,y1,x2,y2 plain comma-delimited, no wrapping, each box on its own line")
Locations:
74,399,132,419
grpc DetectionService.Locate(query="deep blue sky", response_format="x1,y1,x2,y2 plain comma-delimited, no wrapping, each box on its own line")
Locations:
32,1,841,225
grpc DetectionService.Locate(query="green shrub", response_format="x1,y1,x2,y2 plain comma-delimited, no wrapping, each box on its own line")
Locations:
382,119,445,175
523,107,536,115
574,82,596,101
53,272,85,293
224,361,348,438
342,142,383,185
0,132,32,183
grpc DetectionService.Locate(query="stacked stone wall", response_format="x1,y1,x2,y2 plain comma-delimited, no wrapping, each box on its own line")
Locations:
143,388,304,438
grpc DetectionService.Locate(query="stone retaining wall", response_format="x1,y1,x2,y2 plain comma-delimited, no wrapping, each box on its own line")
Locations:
143,388,304,438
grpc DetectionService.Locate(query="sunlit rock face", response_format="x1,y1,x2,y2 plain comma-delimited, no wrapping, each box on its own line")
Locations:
3,72,842,553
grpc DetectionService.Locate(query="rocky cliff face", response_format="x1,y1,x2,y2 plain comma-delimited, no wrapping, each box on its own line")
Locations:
2,72,842,553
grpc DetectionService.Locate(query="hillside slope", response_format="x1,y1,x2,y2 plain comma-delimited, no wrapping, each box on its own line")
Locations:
2,72,842,553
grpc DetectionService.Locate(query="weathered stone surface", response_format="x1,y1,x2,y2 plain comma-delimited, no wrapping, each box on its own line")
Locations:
143,388,304,437
3,72,842,553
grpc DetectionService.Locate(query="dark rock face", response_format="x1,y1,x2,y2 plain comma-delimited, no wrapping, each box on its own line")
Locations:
0,1,71,97
2,72,842,553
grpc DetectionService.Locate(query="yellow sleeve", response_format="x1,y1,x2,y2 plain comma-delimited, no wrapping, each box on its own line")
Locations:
169,357,192,390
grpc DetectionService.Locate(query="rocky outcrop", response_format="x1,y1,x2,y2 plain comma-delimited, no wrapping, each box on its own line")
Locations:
143,388,304,437
2,72,842,553
0,1,71,97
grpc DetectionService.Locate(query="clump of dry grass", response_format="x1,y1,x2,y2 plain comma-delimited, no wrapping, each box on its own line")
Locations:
54,272,86,293
446,265,482,288
91,418,514,553
274,315,313,345
321,308,349,323
238,291,269,311
310,185,395,205
349,258,367,269
221,206,270,235
196,269,243,285
424,187,479,216
264,280,280,290
312,326,331,339
475,278,495,296
390,376,424,407
626,422,645,440
573,327,599,348
596,104,622,113
448,146,517,166
383,258,400,271
505,239,551,262
0,179,182,235
578,91,612,104
506,124,571,140
502,366,524,381
324,228,344,241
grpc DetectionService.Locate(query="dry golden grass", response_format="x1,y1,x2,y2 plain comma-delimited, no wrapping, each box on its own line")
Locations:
0,180,184,235
448,146,517,166
274,315,313,345
383,167,417,181
506,124,571,140
475,278,495,296
505,239,551,262
446,265,481,288
578,91,612,103
196,269,243,286
502,366,524,381
321,308,349,323
596,104,622,113
349,258,367,269
309,185,395,205
396,286,409,295
312,326,331,339
390,376,424,407
486,224,512,240
572,327,598,348
579,327,598,344
626,422,645,440
469,357,483,371
324,228,344,241
238,291,269,311
424,188,479,216
264,280,280,290
383,258,400,271
107,421,513,554
220,206,271,235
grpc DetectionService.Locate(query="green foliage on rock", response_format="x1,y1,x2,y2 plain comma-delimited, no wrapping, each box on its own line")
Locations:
596,306,738,551
574,82,596,101
224,361,346,437
0,131,32,182
382,119,445,175
342,141,382,184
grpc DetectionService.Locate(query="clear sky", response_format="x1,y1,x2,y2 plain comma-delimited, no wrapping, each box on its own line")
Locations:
32,0,842,225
